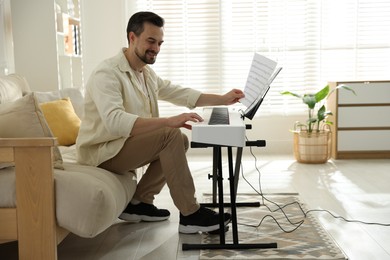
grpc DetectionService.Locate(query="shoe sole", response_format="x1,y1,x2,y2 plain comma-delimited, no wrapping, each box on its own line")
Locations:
178,220,230,234
119,213,170,222
208,224,229,234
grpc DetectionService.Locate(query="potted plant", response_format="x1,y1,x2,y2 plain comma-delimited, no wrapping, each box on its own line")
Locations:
281,84,355,163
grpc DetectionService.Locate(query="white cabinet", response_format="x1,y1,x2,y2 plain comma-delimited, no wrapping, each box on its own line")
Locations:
328,81,390,159
10,0,83,92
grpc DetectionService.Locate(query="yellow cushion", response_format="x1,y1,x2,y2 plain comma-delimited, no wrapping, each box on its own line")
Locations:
40,98,81,146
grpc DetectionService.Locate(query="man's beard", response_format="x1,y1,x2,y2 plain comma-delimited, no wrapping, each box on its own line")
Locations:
135,48,157,65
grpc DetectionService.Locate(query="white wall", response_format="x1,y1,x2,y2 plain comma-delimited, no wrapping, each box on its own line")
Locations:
81,0,127,84
11,0,60,91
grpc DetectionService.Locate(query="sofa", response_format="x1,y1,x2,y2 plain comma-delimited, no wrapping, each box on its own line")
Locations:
0,74,137,259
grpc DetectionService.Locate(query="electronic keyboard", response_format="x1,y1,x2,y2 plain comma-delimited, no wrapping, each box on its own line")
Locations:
191,107,246,147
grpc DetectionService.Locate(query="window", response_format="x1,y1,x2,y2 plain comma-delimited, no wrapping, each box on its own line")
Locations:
125,0,390,117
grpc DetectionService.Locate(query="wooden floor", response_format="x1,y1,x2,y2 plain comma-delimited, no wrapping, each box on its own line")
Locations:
1,152,390,260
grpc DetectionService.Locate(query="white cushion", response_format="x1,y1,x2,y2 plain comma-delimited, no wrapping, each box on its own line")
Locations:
55,163,136,237
0,74,30,104
0,158,136,238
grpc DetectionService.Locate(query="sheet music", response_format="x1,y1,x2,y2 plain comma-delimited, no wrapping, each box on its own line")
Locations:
240,53,277,108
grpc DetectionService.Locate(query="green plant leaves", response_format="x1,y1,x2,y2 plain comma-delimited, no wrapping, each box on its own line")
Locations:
281,84,355,133
314,85,330,103
302,94,317,109
280,91,301,98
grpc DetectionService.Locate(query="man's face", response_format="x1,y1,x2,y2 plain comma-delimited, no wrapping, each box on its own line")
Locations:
132,22,164,65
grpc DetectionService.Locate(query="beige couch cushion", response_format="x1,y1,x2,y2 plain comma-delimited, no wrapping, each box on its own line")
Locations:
0,74,30,104
0,93,64,169
0,160,137,237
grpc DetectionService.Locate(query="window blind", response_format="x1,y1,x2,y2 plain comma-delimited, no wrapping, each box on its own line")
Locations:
125,0,390,117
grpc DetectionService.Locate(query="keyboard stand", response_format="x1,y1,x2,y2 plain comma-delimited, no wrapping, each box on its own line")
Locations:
196,124,261,208
182,137,278,250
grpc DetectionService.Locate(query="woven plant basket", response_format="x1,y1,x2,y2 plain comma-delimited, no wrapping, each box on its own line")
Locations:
293,129,332,164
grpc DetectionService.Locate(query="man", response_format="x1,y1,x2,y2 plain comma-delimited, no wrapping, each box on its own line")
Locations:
76,11,244,234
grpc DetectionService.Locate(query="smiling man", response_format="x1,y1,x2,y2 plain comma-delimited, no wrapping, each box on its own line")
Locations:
76,11,244,234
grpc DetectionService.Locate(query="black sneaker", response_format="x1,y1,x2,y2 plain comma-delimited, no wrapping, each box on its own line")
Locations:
119,202,170,222
179,206,231,234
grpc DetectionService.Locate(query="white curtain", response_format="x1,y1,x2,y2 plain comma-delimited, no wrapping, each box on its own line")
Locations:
125,0,390,117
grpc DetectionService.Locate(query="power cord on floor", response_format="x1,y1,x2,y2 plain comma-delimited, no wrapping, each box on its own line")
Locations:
304,209,390,226
237,137,390,233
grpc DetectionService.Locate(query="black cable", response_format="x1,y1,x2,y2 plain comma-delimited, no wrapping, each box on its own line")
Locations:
238,136,390,231
304,209,390,227
239,137,306,231
240,214,305,233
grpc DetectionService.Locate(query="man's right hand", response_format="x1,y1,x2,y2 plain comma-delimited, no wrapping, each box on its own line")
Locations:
167,113,203,130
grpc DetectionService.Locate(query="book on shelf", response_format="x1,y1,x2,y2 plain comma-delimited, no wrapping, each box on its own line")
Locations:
64,24,81,56
73,24,81,55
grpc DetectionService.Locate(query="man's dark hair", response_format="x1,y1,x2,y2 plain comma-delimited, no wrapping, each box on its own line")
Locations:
126,11,165,44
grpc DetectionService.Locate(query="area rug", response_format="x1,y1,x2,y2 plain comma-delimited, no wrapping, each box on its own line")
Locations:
200,193,347,259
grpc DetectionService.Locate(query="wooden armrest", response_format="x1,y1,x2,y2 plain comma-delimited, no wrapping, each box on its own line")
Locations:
0,138,57,163
0,137,58,259
0,137,57,147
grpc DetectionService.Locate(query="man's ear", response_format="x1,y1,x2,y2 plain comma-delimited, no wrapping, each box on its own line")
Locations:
129,32,137,44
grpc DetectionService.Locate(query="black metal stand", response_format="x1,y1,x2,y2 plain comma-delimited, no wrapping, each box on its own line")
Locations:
182,137,277,251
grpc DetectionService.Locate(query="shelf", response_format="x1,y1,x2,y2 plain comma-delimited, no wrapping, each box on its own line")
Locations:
55,0,83,89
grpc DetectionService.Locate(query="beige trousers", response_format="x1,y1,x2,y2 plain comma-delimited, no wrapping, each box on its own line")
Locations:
99,127,200,216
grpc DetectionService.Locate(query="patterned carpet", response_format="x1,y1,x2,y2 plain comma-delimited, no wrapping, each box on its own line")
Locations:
199,194,347,259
